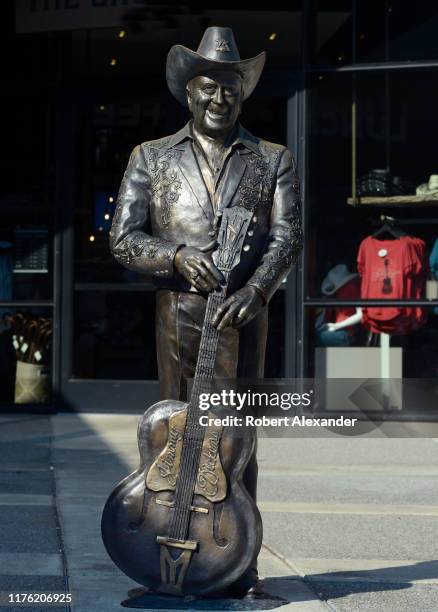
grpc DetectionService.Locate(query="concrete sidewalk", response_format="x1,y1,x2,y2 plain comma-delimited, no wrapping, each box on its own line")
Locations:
2,414,438,611
51,414,327,612
0,415,68,612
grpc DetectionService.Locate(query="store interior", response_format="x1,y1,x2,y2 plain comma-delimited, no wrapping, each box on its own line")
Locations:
2,2,438,411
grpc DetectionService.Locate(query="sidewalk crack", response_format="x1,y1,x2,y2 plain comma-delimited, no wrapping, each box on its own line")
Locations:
262,542,334,609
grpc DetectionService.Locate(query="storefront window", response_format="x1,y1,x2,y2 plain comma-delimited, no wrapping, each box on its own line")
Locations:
0,5,55,407
0,93,54,301
310,1,352,66
311,2,438,66
307,69,438,296
73,290,157,380
0,307,53,405
306,71,354,297
305,62,438,405
71,7,303,80
356,1,438,63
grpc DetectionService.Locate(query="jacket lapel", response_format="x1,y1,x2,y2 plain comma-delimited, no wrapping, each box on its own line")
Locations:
176,141,213,220
215,150,247,213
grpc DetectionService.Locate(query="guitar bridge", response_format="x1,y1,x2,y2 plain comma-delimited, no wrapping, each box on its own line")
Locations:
155,498,209,514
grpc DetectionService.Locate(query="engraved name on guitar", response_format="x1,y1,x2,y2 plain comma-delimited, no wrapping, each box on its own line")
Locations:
146,408,227,502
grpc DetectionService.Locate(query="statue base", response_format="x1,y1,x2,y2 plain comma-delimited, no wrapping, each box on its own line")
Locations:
121,586,288,609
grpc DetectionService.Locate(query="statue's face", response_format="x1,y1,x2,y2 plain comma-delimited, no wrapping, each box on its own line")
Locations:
186,71,243,138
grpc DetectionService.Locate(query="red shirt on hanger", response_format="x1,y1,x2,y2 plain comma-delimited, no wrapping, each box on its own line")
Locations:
357,235,427,334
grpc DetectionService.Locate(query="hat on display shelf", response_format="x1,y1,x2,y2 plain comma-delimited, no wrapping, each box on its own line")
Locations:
416,175,438,195
321,264,359,296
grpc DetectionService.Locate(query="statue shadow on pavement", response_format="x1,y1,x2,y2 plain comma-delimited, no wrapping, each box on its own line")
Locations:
121,582,290,610
303,559,438,600
123,560,438,609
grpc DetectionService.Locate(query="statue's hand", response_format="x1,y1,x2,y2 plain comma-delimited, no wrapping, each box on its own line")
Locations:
212,286,265,331
174,246,223,292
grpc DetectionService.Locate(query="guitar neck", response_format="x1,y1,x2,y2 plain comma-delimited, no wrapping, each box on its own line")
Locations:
186,283,228,429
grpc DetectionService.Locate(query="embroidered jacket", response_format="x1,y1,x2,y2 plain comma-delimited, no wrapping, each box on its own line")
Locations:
109,122,303,302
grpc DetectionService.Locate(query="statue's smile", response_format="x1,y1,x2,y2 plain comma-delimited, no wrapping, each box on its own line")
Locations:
206,109,227,119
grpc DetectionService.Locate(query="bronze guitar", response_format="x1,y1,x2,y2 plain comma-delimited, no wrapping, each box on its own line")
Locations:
101,207,262,596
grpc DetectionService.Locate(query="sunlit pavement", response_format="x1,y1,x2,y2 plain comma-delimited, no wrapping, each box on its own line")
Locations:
2,413,438,611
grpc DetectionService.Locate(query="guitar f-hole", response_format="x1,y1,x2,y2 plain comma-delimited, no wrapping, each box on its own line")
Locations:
213,502,229,548
127,486,150,533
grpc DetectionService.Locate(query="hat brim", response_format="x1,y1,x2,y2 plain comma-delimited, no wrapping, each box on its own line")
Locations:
166,45,266,106
417,184,438,195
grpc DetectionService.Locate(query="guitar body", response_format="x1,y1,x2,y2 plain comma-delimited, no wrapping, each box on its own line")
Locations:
101,399,262,595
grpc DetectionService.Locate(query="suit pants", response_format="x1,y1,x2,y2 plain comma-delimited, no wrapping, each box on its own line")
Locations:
155,289,268,504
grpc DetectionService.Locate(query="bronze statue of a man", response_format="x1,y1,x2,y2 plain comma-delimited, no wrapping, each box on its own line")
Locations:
109,26,303,595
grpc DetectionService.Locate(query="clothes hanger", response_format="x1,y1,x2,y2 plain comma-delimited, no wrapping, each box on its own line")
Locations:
372,216,407,239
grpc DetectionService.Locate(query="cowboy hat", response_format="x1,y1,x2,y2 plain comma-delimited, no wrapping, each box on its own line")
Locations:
166,26,266,107
321,264,358,296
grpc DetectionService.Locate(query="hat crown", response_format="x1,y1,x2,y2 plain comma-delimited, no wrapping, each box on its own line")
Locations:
197,26,241,63
321,264,357,295
328,264,350,284
429,175,438,189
